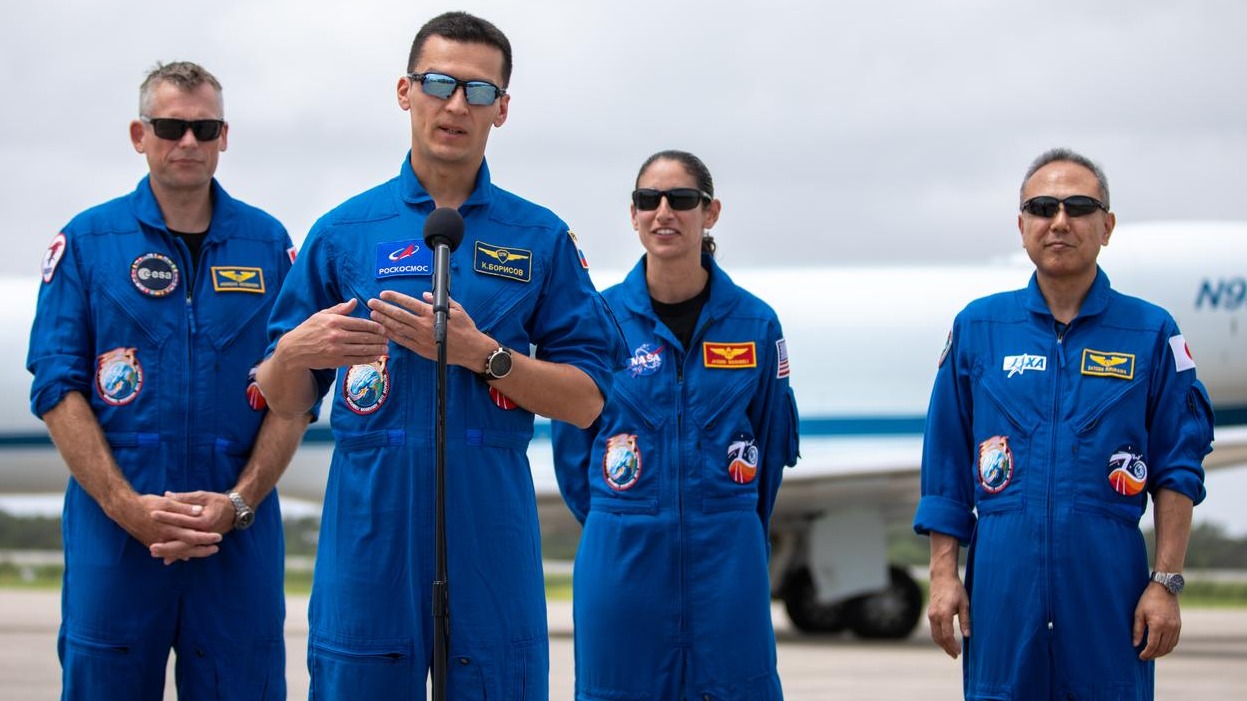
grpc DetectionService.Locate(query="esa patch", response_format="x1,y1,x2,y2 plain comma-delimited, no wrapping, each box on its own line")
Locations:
96,347,143,406
603,433,641,491
474,241,532,282
42,233,67,283
343,357,390,415
246,364,267,411
131,253,179,297
1107,445,1148,497
567,230,589,269
489,386,518,411
212,266,266,293
1003,354,1046,378
628,343,665,377
1081,349,1135,380
776,338,790,379
977,435,1013,494
1169,335,1197,372
703,341,756,369
727,433,759,484
375,240,432,279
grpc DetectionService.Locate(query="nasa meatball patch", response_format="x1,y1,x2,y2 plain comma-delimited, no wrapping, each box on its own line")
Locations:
628,343,665,378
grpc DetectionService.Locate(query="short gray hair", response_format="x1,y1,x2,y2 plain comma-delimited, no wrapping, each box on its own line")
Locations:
138,61,223,117
1020,147,1110,209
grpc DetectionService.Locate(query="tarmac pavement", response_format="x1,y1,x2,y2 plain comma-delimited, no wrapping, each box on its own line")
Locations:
2,589,1244,699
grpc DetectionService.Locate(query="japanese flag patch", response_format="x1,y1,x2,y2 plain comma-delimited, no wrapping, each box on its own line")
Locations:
1169,335,1196,372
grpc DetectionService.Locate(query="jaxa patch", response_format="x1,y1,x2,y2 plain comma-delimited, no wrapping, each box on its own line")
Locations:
1003,354,1047,378
376,240,432,278
977,435,1013,494
567,230,589,269
628,343,665,377
1107,445,1148,497
131,253,179,297
703,341,756,369
776,338,790,379
343,357,390,415
1169,335,1197,372
246,364,267,411
727,433,759,484
212,267,266,293
96,347,143,406
42,232,67,283
1081,349,1135,380
474,241,532,282
603,433,641,491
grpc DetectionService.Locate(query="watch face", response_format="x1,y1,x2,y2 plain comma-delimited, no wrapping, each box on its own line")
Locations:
489,349,513,378
238,510,255,529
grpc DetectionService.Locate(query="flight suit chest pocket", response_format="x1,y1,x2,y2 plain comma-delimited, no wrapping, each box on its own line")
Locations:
970,369,1034,514
692,374,761,513
590,386,664,514
1070,379,1150,523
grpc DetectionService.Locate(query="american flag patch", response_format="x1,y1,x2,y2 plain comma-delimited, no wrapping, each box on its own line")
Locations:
776,338,790,378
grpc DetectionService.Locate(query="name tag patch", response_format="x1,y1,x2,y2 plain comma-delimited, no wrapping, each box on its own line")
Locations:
1081,349,1135,380
211,266,266,293
376,240,433,278
474,241,532,282
703,342,756,369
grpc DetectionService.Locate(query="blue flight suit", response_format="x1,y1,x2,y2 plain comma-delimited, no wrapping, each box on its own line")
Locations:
27,176,295,700
913,269,1213,701
552,255,800,701
266,155,620,701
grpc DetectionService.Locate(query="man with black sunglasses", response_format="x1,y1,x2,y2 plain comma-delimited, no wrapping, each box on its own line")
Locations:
257,11,622,700
915,148,1212,700
27,61,309,699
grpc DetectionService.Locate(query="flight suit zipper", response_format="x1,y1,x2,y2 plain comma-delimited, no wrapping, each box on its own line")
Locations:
1045,322,1070,659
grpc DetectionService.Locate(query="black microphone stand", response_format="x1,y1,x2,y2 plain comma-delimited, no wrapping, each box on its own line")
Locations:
425,208,462,701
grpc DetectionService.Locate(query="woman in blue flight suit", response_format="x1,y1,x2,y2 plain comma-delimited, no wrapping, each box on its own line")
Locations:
553,150,800,701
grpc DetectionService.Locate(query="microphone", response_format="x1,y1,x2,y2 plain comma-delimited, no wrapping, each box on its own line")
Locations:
423,208,464,344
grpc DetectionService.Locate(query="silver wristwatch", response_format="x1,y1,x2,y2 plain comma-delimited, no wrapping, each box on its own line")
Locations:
1150,571,1184,595
227,491,255,531
482,346,514,380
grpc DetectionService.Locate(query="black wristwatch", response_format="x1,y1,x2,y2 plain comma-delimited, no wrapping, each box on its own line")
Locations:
227,491,255,531
1150,571,1185,595
481,346,514,380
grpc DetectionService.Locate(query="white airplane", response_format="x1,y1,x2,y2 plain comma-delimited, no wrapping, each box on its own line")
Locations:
2,221,1245,640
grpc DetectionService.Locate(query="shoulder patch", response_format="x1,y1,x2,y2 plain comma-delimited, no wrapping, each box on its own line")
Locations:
1169,335,1196,372
42,232,67,283
567,229,589,269
938,330,952,368
776,338,790,378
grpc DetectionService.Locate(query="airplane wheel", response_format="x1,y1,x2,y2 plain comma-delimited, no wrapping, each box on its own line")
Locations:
782,569,847,633
847,565,923,640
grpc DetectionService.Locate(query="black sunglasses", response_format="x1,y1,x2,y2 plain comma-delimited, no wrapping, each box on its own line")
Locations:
408,72,506,106
631,188,712,211
1020,195,1107,218
141,117,225,142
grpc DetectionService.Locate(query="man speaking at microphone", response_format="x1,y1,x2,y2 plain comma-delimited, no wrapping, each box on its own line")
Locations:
256,11,621,700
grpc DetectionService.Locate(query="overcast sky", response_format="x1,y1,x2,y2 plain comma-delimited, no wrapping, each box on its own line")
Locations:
3,0,1246,274
3,1,1246,532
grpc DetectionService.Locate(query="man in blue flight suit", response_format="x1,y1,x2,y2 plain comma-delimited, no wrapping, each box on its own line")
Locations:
256,12,621,700
914,148,1214,700
27,61,309,700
